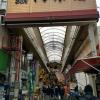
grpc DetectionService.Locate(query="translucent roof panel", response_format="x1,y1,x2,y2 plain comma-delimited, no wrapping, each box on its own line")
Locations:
39,26,66,63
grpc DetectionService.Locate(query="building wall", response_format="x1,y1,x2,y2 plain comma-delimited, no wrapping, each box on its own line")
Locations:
7,0,96,13
76,38,91,59
24,27,48,65
76,27,98,60
76,72,89,90
75,25,99,96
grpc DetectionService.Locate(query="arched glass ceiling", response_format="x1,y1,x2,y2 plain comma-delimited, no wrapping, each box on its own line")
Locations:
39,26,66,63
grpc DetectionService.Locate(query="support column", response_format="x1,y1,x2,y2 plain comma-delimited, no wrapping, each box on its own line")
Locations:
65,64,71,82
97,25,100,55
88,23,97,96
19,36,23,90
32,60,39,100
88,24,97,56
35,61,39,86
88,74,97,96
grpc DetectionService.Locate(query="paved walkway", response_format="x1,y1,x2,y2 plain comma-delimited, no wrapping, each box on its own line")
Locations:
40,95,69,100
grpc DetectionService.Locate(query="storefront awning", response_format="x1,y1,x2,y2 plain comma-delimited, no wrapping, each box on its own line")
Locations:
66,56,100,78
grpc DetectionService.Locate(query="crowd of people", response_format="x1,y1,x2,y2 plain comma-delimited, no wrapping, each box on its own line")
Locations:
69,85,100,100
42,82,65,100
41,82,100,100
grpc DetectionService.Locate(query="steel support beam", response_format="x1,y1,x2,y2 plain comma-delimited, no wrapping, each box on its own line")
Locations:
88,24,97,56
88,24,97,96
23,27,50,72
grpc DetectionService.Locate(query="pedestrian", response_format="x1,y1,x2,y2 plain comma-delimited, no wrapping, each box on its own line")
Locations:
54,84,59,98
74,85,80,99
79,84,100,100
69,85,80,100
64,84,68,96
50,84,54,98
59,84,64,99
42,82,47,100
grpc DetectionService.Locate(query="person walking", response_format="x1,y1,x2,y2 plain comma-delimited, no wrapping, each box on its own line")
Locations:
73,85,80,99
54,84,59,99
50,84,54,98
59,84,64,100
68,86,80,100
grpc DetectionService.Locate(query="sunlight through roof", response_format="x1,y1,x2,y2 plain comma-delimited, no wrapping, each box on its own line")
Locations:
39,26,66,63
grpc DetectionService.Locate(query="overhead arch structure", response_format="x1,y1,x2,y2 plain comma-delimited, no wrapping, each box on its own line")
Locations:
39,26,66,63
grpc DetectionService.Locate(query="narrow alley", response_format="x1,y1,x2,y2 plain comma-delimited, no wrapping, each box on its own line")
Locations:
0,0,100,100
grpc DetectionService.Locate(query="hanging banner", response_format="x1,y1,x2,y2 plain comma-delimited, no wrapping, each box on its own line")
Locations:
5,0,98,26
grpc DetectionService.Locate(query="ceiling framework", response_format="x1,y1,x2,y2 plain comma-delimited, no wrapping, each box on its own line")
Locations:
39,25,82,68
2,0,98,73
61,25,88,72
39,26,66,63
8,25,89,72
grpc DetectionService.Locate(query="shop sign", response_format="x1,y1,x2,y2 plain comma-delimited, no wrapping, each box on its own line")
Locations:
14,89,19,97
7,0,96,14
21,70,27,79
15,0,86,4
22,90,28,94
6,0,98,26
27,53,33,60
10,91,14,95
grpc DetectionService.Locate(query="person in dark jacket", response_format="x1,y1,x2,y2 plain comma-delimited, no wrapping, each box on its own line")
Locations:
59,85,64,99
70,85,80,100
50,84,54,98
79,85,100,100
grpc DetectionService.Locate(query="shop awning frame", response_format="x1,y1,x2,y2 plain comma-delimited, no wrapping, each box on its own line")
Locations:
66,56,100,77
81,59,100,73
